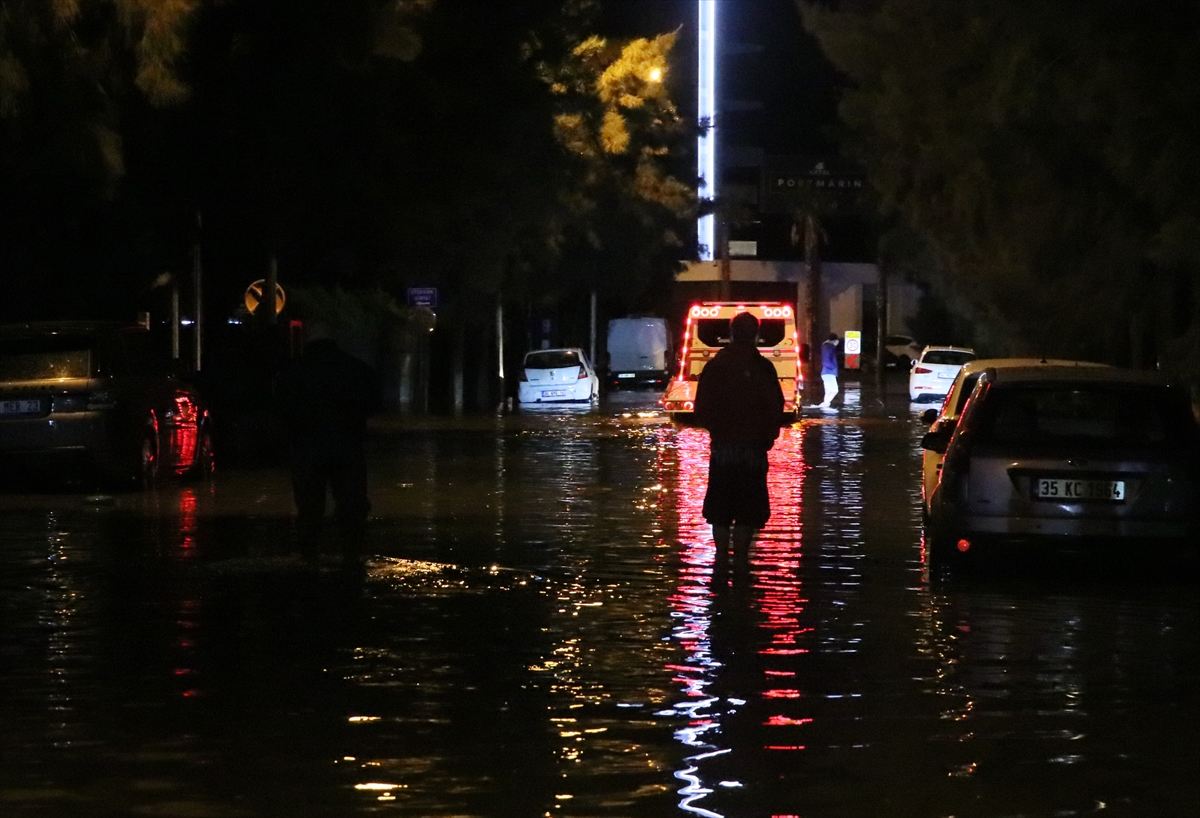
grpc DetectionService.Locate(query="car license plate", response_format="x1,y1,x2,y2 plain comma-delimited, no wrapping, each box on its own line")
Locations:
0,398,41,415
542,390,566,398
1033,478,1125,502
617,373,635,379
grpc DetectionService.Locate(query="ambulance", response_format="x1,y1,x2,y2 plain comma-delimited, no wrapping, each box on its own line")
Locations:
661,302,801,423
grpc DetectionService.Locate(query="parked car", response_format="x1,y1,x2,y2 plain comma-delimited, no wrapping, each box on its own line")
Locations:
517,348,599,405
0,321,214,487
909,346,976,403
918,358,1110,517
920,364,1200,567
884,334,922,368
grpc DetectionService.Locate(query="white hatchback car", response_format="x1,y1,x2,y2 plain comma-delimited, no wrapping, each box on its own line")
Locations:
518,348,599,405
909,346,976,403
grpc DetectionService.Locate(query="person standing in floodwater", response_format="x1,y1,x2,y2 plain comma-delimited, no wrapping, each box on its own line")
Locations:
818,332,841,409
693,311,785,585
275,320,382,567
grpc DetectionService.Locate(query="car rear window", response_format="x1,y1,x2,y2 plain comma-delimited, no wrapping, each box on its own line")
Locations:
976,384,1187,446
694,318,786,347
0,337,93,380
526,350,581,370
922,350,974,366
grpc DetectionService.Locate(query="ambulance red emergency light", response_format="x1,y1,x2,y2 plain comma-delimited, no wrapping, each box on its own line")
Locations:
662,302,801,422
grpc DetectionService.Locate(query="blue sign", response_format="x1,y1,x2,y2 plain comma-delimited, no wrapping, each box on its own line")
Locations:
407,287,438,308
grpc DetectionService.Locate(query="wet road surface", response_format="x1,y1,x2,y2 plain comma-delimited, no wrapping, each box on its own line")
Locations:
1,384,1196,817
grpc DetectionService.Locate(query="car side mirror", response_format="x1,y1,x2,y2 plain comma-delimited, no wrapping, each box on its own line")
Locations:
919,408,938,425
920,430,951,454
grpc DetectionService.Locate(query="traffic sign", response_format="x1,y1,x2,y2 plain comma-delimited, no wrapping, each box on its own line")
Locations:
245,280,286,315
407,287,438,308
844,329,862,370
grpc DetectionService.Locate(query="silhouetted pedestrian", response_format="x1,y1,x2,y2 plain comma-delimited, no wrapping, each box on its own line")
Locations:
275,321,381,567
819,332,840,408
694,311,785,586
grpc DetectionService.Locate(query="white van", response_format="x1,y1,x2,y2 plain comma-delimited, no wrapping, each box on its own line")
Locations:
605,317,670,390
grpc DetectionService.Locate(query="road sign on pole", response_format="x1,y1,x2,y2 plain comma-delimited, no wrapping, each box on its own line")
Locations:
844,329,862,370
245,280,286,315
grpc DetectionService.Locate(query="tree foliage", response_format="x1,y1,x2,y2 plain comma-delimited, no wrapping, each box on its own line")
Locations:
536,26,694,309
799,0,1200,365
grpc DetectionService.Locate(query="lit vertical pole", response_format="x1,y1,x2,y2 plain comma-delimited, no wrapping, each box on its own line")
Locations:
697,0,717,261
192,213,202,372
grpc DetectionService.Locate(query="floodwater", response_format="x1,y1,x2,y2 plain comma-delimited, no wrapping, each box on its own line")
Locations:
1,384,1196,817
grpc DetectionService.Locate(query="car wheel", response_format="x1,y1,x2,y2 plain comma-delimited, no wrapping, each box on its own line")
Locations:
186,425,215,481
929,525,977,578
137,423,160,488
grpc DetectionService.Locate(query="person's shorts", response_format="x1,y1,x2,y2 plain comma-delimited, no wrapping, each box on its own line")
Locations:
703,442,770,528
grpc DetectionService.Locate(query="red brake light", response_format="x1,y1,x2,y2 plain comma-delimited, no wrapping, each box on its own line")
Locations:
914,366,932,374
577,368,588,380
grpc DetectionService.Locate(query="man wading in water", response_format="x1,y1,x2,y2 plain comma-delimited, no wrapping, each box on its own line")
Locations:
693,311,785,587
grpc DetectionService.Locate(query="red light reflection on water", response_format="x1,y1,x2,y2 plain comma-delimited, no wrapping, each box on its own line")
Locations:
173,488,200,696
662,424,811,814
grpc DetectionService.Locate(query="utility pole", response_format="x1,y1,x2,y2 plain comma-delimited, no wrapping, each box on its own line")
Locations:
876,260,890,405
260,256,278,326
590,290,598,369
496,296,507,413
193,213,203,372
718,215,731,301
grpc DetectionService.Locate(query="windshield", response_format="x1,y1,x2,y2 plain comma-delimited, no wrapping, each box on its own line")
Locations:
922,350,974,366
0,336,94,380
694,318,787,347
526,350,580,370
976,384,1189,447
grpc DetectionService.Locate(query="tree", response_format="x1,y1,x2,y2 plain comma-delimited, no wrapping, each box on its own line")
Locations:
536,26,694,310
799,0,1200,368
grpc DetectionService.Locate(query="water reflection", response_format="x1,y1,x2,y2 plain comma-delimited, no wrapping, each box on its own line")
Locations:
0,398,1195,817
662,423,812,816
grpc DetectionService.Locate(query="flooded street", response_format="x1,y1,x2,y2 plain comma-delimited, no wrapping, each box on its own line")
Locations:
1,385,1196,818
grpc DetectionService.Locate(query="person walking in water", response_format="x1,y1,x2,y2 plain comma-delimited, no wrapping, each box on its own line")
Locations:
818,332,840,409
276,320,382,568
694,311,785,586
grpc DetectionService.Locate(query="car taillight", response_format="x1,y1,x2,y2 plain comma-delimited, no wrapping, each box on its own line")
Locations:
520,371,528,382
914,367,932,374
577,368,588,380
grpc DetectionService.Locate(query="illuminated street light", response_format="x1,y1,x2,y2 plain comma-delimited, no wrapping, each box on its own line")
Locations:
697,0,716,261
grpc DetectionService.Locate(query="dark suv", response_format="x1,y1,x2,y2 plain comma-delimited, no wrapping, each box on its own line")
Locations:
921,364,1200,566
0,321,214,487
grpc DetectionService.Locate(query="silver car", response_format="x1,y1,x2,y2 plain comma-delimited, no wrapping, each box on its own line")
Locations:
918,358,1110,517
921,364,1200,566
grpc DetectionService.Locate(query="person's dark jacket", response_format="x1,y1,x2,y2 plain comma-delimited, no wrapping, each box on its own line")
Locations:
693,341,784,449
275,339,382,449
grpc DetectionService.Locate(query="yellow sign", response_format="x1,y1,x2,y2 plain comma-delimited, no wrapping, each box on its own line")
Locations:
245,280,286,315
843,330,862,355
